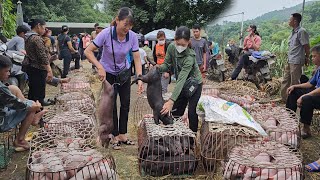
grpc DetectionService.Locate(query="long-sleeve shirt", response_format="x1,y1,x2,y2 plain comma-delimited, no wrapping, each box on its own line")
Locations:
0,81,32,124
25,32,49,70
159,43,202,101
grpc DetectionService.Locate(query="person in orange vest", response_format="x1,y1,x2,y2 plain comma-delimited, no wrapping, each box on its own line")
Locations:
153,31,170,93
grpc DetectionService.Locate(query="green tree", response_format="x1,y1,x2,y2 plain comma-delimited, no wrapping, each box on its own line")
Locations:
1,0,16,38
11,0,112,23
107,0,232,33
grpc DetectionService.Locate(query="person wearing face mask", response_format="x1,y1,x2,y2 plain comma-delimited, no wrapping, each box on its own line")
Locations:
25,19,53,106
157,26,202,133
153,31,170,94
230,25,261,80
84,7,143,150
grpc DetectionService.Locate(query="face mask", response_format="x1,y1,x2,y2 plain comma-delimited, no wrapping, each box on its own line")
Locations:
175,44,187,53
158,40,165,45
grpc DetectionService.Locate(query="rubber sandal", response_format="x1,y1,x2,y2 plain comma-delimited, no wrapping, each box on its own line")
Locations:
112,142,121,150
14,146,29,152
119,139,135,145
305,161,320,172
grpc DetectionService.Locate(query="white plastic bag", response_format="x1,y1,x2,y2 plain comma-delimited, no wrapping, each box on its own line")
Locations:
198,95,267,136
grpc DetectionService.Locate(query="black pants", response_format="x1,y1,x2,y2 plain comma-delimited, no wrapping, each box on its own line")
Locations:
61,50,73,78
286,87,320,125
172,84,203,132
106,72,131,136
79,47,86,60
27,66,47,103
231,53,251,80
71,53,80,69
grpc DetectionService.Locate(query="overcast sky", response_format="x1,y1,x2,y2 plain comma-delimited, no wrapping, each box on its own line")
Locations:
213,0,316,24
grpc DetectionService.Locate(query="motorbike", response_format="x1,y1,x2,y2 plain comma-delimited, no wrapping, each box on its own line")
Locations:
245,53,276,89
207,53,226,82
0,43,28,92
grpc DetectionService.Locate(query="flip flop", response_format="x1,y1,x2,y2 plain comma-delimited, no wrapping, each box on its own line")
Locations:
305,161,320,172
14,146,29,152
119,139,135,145
112,142,121,150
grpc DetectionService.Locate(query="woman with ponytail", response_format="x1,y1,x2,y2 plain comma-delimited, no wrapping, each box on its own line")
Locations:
231,24,262,80
158,26,203,134
84,7,143,150
57,25,78,78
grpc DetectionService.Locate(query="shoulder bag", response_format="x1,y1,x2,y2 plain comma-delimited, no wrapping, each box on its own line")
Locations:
110,27,131,85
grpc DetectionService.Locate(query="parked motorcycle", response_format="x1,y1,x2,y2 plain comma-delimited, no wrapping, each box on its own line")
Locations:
0,43,28,92
207,53,226,82
245,53,276,89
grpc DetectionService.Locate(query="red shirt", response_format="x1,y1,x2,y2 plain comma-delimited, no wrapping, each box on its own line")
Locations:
243,35,261,50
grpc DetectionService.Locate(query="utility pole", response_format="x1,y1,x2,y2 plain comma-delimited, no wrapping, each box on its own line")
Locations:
301,0,306,27
239,12,245,47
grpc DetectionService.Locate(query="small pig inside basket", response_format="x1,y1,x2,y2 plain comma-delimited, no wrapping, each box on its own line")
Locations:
132,66,173,125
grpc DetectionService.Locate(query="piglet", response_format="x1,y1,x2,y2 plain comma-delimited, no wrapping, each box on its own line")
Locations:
132,66,173,125
97,80,115,148
254,152,271,163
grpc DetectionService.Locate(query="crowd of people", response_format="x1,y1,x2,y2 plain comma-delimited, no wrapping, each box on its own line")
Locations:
0,6,320,173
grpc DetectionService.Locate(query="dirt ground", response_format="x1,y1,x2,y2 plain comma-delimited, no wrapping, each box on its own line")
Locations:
0,60,320,180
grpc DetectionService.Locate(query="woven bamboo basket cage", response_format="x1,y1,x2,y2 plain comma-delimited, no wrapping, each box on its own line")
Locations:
43,108,96,127
44,100,96,119
137,117,198,177
200,121,261,174
0,128,17,170
250,105,301,149
131,95,153,126
56,91,95,105
26,123,118,180
60,82,91,93
223,141,303,180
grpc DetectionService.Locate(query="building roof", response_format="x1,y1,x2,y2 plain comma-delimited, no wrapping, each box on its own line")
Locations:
46,22,110,29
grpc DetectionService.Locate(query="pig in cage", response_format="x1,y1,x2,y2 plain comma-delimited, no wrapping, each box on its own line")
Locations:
60,82,91,94
138,117,198,177
200,121,261,174
223,141,303,180
44,100,96,119
56,91,95,105
0,128,16,170
26,125,118,180
250,106,300,149
43,109,96,126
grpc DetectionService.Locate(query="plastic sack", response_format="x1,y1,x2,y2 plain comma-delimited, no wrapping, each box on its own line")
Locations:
198,95,267,136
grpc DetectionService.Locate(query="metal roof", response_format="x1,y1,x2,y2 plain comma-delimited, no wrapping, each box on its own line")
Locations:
46,22,110,29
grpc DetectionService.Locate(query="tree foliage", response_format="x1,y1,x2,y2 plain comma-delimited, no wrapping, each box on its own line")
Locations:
11,0,112,23
1,0,16,38
207,1,320,48
106,0,232,33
